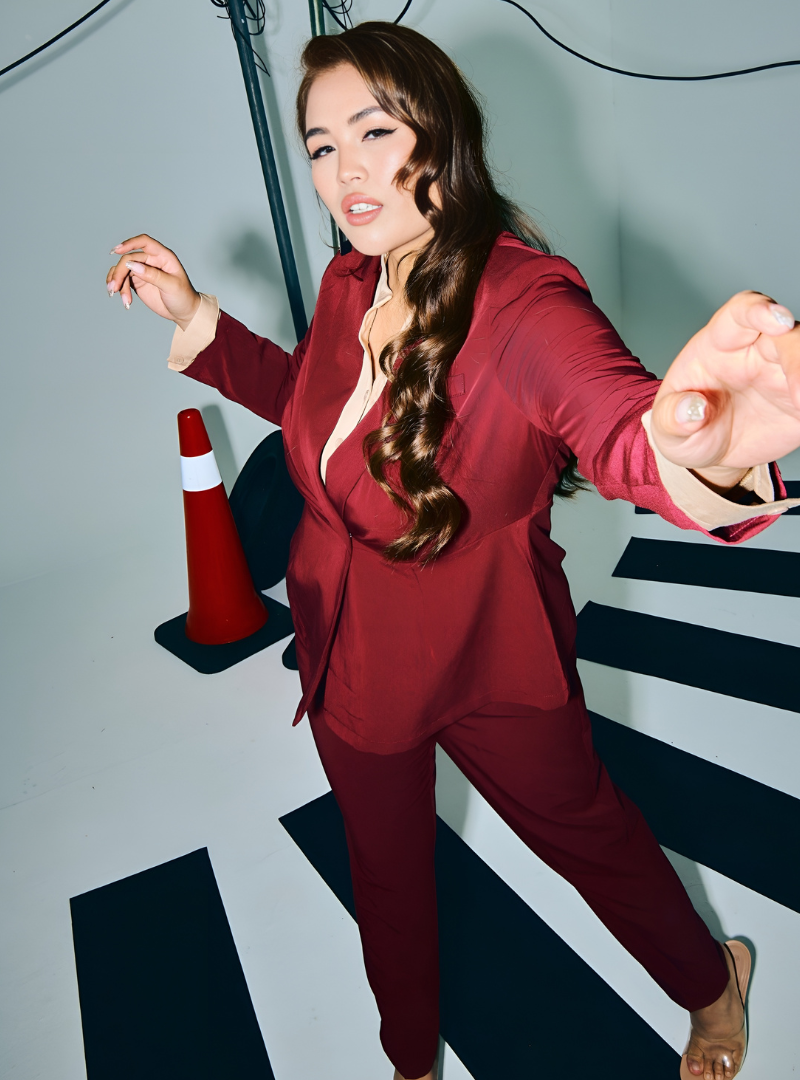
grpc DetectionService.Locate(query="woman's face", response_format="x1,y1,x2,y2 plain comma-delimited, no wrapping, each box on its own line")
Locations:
304,64,433,258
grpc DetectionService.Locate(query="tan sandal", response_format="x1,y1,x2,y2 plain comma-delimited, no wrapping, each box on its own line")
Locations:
679,939,751,1079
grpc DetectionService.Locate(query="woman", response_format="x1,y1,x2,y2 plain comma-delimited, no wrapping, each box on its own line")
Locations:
105,22,800,1080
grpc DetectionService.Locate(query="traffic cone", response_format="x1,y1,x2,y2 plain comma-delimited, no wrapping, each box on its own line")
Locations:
178,409,268,644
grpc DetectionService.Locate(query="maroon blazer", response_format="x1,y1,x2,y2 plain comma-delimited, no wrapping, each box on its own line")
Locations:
185,233,781,752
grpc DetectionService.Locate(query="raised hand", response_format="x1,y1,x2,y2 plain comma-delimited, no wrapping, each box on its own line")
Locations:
105,234,200,331
650,291,800,489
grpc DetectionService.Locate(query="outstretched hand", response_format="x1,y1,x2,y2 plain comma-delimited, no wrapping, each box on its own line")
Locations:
650,292,800,488
105,234,200,331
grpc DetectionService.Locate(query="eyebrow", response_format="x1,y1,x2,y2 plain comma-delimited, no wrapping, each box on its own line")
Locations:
304,105,385,143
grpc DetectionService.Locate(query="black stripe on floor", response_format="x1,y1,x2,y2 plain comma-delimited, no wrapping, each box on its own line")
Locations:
70,849,275,1080
280,792,678,1080
576,601,800,713
612,536,800,597
635,478,800,514
590,711,800,913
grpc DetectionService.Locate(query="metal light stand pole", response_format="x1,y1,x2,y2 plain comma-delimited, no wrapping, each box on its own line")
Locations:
224,0,307,673
308,0,325,38
227,0,308,342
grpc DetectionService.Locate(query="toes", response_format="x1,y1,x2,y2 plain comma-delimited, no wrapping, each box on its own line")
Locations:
686,1054,704,1076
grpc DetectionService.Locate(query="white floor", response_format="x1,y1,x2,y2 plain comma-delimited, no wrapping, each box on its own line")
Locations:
2,480,799,1078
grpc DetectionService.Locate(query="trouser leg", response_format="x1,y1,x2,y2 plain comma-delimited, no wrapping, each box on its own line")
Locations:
309,709,440,1078
437,696,729,1012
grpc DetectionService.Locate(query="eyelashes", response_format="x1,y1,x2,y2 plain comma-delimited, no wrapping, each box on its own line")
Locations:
364,126,397,140
309,127,398,161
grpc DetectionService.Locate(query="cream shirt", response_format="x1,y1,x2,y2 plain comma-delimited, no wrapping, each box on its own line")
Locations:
166,275,800,527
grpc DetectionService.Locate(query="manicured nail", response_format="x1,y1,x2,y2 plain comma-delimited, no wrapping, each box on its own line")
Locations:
125,261,145,273
107,282,115,296
676,394,706,424
123,296,131,309
109,246,121,254
769,303,795,328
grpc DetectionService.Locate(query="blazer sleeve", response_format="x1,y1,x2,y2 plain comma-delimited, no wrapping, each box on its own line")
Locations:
178,310,311,428
493,260,791,544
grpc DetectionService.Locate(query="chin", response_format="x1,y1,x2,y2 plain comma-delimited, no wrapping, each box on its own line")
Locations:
344,237,386,257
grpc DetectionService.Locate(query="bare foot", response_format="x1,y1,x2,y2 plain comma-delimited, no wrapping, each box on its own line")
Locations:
682,942,749,1079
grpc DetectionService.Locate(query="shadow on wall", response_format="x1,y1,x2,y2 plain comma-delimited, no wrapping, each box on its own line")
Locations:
221,227,298,347
457,29,614,306
458,28,723,374
619,225,720,379
201,404,238,493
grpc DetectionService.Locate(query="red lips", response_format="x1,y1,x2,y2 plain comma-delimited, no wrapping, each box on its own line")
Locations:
342,192,383,227
341,192,380,214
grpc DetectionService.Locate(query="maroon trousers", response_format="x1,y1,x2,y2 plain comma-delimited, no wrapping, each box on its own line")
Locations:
309,695,728,1079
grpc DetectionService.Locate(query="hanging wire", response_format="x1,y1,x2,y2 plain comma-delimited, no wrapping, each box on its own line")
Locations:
0,0,116,79
210,0,270,76
320,0,413,29
393,0,414,22
3,0,794,86
320,1,355,31
499,0,800,82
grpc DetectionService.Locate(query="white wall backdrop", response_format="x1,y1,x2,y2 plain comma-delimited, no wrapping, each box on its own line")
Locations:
1,1,798,1078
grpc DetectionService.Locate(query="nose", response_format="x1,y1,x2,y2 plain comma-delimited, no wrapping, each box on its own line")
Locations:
337,143,366,187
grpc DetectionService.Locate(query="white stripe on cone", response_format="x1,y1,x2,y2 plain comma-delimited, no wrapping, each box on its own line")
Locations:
181,450,222,492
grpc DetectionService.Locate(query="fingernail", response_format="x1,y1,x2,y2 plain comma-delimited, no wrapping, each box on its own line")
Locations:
109,246,121,254
123,297,131,310
125,261,145,273
107,282,115,296
770,303,794,328
676,394,706,424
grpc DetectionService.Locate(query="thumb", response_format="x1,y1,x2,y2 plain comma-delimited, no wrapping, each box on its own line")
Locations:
652,390,712,439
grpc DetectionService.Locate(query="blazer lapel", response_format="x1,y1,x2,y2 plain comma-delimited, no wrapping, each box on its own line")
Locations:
292,255,382,509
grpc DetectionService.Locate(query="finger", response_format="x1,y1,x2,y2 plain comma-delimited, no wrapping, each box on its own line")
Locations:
107,258,136,296
775,329,800,409
106,264,131,302
123,258,178,296
109,234,182,279
110,233,170,259
709,291,796,352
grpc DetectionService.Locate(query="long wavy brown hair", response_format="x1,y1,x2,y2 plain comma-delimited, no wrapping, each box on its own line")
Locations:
297,22,581,561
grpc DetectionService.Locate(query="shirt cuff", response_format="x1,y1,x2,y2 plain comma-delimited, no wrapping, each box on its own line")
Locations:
641,410,800,529
166,293,220,371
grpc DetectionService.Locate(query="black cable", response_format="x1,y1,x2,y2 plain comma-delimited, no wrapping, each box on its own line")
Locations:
0,0,117,79
211,0,270,76
394,0,414,23
320,1,354,32
321,0,411,29
500,0,800,82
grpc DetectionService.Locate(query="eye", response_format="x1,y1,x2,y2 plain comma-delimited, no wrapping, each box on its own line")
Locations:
363,126,397,141
309,143,335,161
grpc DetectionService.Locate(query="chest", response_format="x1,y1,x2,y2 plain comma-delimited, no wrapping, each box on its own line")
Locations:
364,296,410,375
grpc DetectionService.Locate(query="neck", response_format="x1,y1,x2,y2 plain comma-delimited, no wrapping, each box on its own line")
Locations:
385,227,434,296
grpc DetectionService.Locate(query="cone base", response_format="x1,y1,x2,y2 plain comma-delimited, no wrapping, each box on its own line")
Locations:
154,595,294,674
